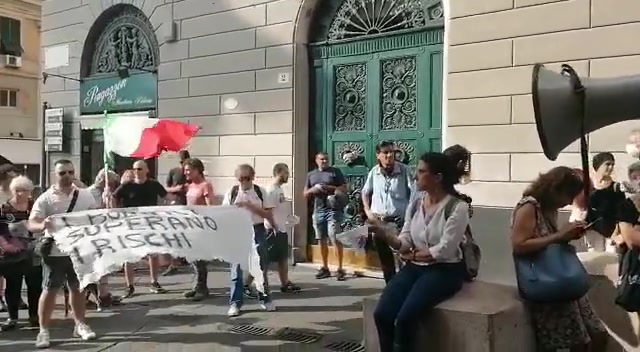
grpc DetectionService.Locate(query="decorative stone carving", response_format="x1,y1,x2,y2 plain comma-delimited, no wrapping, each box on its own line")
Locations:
334,63,367,132
328,0,444,42
394,141,415,164
342,175,366,231
381,56,417,130
90,8,158,75
336,142,365,165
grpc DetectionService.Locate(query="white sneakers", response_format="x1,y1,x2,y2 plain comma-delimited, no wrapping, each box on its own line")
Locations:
227,302,276,317
227,303,241,317
35,330,51,349
36,323,97,349
260,301,276,312
74,322,97,341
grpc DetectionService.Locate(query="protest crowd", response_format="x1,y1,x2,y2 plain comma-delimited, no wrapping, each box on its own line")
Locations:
0,132,639,352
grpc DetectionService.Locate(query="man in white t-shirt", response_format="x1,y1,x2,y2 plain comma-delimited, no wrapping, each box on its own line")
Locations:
244,163,301,298
223,164,277,317
27,160,98,349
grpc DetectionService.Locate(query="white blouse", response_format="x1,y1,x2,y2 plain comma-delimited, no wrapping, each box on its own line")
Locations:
398,194,470,265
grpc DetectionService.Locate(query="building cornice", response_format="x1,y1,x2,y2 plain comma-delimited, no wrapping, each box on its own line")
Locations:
0,0,42,21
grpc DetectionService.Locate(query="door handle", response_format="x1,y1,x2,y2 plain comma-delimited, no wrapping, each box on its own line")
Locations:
367,133,373,138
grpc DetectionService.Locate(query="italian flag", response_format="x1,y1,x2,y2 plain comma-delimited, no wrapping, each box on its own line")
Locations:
103,112,199,166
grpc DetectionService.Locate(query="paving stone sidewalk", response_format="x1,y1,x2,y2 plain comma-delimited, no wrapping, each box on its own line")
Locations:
0,265,383,352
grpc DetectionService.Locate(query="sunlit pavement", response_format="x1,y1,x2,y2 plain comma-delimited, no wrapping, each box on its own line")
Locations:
0,264,384,352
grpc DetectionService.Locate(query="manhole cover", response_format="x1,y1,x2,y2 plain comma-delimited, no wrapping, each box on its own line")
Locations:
229,324,272,336
274,327,322,344
324,341,365,352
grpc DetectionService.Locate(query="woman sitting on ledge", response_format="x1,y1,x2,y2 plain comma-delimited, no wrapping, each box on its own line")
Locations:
511,166,608,352
371,152,469,352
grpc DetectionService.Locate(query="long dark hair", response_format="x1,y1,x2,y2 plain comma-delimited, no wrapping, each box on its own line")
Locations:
523,166,583,210
420,152,469,203
443,144,472,204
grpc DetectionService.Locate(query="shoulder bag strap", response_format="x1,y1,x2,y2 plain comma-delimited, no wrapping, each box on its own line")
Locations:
66,190,79,213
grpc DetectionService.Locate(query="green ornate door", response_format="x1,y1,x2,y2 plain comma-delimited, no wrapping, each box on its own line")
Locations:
309,0,445,233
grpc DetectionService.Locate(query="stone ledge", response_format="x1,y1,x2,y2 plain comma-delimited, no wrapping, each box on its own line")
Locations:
363,281,535,352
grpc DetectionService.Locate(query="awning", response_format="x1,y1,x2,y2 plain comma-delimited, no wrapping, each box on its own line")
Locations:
80,111,150,130
0,39,24,56
0,138,40,164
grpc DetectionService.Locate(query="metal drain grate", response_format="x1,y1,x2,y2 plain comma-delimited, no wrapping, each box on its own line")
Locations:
229,324,273,336
273,327,323,344
324,340,365,352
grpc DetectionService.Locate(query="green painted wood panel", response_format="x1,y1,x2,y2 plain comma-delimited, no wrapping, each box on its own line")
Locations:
310,31,443,230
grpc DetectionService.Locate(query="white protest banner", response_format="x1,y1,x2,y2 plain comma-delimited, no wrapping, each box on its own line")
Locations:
335,225,368,253
50,205,264,290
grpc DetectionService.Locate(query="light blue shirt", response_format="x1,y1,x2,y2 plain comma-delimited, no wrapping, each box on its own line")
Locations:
363,162,414,217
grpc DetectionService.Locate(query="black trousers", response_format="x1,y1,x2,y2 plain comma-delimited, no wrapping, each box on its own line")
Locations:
0,261,42,320
371,216,404,284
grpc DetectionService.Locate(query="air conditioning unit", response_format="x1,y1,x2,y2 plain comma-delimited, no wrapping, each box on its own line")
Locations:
3,55,22,68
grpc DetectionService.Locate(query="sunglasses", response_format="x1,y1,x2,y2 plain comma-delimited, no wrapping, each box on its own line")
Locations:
237,176,252,182
58,170,74,176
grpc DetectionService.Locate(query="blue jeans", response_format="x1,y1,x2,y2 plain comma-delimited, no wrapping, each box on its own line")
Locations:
229,224,271,306
374,262,466,352
312,210,341,243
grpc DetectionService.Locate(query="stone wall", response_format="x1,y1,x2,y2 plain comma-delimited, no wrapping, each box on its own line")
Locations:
41,0,300,196
447,0,640,208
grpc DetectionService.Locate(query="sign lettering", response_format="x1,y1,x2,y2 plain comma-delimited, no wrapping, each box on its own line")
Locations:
44,108,64,152
79,72,157,114
51,205,262,290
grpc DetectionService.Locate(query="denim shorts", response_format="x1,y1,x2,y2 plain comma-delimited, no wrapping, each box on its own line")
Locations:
312,210,342,242
42,256,79,290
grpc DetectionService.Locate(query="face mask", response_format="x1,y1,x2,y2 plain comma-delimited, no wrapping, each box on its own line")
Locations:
627,143,640,159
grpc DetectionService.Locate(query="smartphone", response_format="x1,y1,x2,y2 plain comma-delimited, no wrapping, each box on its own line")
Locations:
584,217,602,229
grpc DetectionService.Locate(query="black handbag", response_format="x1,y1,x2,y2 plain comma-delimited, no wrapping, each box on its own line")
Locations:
35,190,79,259
615,246,640,312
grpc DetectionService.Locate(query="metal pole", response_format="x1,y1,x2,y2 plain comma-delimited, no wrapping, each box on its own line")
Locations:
40,102,49,189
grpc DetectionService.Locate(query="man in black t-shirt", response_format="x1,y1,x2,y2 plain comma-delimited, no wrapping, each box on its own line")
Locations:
166,150,190,205
163,150,191,276
113,160,169,298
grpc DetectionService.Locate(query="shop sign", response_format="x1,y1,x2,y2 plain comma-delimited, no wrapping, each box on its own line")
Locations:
45,108,63,152
80,72,156,114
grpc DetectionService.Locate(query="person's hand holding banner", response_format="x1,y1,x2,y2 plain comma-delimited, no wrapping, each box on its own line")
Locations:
335,225,368,253
49,205,264,291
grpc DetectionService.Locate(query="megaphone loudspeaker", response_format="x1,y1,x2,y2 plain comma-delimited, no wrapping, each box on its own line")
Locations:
532,64,640,160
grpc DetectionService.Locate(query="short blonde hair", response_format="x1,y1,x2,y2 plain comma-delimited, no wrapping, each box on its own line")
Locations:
95,168,118,184
235,164,255,178
9,175,34,192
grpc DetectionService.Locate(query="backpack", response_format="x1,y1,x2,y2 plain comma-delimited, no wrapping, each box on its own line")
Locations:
230,184,263,204
408,195,481,281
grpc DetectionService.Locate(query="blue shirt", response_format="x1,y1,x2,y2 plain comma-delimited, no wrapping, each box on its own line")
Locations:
362,162,413,218
305,167,346,212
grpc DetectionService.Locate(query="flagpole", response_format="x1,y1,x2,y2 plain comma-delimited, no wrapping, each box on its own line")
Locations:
102,110,111,208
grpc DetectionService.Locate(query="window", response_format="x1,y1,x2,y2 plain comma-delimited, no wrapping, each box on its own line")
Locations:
0,16,22,56
0,90,17,107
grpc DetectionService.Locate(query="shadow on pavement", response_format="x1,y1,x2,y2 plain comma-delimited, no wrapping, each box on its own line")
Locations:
0,266,382,351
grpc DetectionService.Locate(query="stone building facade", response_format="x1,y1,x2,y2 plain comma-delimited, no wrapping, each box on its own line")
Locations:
0,0,42,176
41,0,640,276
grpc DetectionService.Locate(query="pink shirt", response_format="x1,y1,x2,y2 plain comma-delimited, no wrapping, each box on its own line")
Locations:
186,181,214,205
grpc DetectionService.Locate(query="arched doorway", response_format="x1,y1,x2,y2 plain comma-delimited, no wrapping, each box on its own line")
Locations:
78,4,160,184
307,0,445,268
